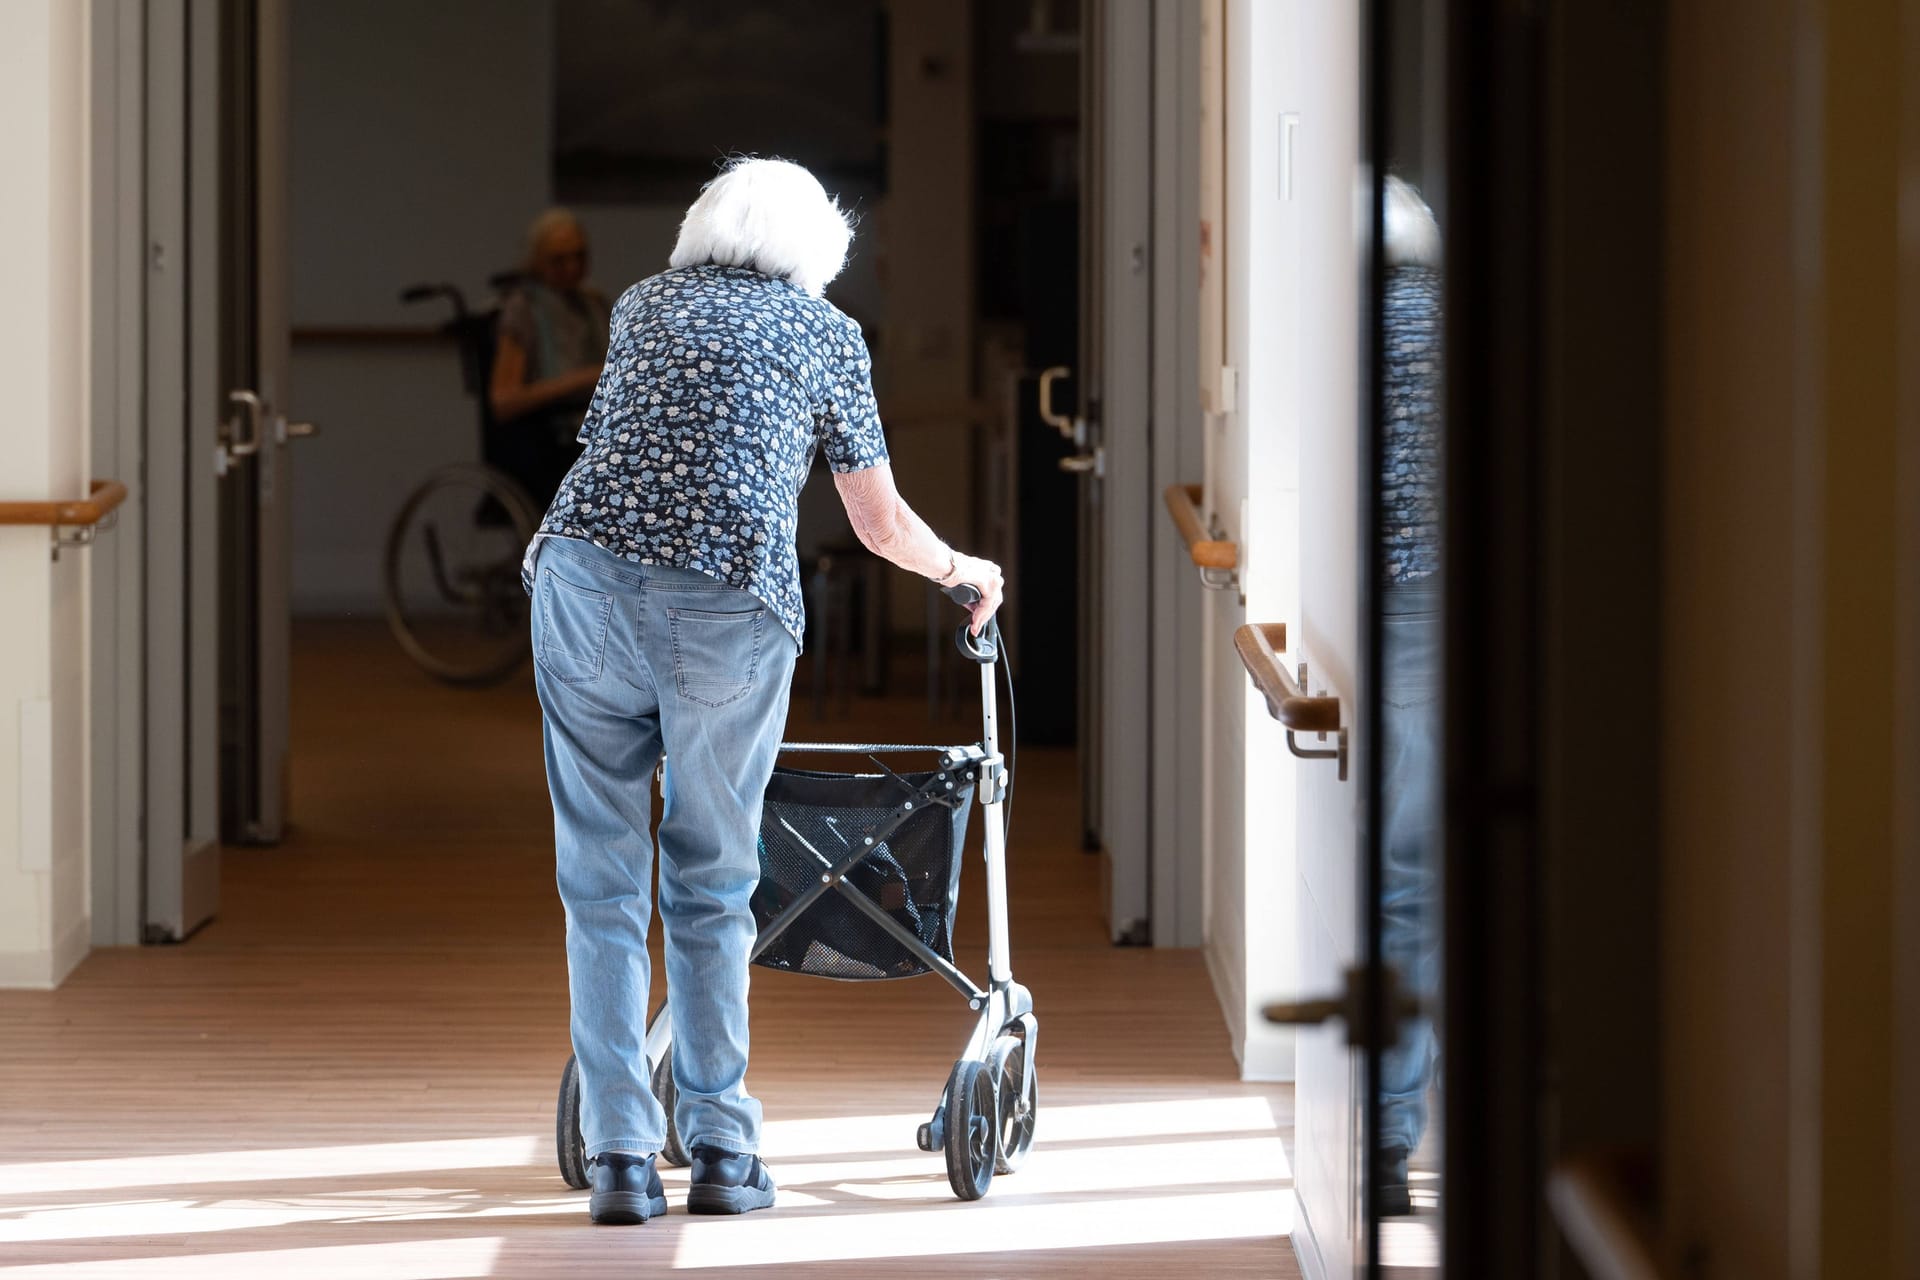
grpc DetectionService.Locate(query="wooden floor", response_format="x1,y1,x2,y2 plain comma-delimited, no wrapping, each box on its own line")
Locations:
0,621,1297,1278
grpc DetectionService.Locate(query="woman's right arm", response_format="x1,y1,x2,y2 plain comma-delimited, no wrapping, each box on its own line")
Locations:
834,461,1004,635
488,333,602,424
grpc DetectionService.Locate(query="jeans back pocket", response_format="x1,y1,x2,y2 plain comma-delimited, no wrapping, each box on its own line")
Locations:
536,565,612,684
668,606,763,707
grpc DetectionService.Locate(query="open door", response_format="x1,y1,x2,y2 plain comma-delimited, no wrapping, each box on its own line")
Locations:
1258,2,1447,1275
144,0,302,941
1362,4,1447,1271
1245,2,1371,1275
1062,0,1154,945
218,0,307,846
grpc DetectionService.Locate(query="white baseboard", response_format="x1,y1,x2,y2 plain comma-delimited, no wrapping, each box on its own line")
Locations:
1240,1019,1296,1082
1205,934,1297,1081
49,913,89,985
1292,1188,1328,1280
0,915,90,989
1204,936,1248,1068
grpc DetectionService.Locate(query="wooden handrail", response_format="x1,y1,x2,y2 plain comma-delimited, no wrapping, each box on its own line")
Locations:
1233,621,1341,733
291,324,449,344
1547,1151,1674,1280
879,398,1000,431
1163,483,1238,570
0,479,128,528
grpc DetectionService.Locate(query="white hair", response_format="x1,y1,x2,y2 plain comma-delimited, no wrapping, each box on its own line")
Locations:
669,157,854,297
1384,176,1442,269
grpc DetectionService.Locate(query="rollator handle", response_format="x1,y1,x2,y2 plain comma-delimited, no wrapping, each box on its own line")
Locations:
940,582,997,662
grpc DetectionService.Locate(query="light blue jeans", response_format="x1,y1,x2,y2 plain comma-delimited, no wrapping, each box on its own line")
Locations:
531,536,797,1160
1379,583,1440,1156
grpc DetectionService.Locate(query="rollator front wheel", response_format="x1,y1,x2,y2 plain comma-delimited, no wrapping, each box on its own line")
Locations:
556,1054,589,1189
987,1034,1037,1175
943,1059,997,1201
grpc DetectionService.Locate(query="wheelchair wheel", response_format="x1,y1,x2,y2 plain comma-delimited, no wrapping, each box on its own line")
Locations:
384,464,538,686
943,1058,996,1201
987,1034,1037,1175
556,1054,588,1189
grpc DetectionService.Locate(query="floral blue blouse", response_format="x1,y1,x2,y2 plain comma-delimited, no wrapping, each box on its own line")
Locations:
521,264,889,649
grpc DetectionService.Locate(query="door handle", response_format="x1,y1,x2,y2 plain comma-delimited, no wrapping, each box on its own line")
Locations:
1263,964,1421,1050
216,389,266,476
1058,448,1103,477
1037,366,1075,439
278,417,320,443
226,390,264,457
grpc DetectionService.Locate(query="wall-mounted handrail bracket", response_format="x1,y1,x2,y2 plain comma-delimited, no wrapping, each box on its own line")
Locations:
1284,725,1347,779
1232,621,1348,781
1163,483,1240,591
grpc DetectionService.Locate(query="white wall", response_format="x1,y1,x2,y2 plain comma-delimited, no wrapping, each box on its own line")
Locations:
1226,0,1316,1085
288,0,555,328
1199,0,1316,1084
0,0,93,988
286,0,553,615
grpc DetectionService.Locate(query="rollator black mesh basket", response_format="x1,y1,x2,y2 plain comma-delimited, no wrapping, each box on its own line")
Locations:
750,764,974,980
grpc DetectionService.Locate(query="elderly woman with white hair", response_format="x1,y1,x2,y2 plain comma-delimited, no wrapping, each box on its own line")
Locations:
522,158,1003,1225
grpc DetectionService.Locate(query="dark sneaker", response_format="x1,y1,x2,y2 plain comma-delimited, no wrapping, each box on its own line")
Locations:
686,1143,777,1215
589,1152,668,1225
1379,1145,1413,1216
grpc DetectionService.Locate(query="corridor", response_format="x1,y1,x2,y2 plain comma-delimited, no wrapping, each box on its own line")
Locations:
0,623,1295,1277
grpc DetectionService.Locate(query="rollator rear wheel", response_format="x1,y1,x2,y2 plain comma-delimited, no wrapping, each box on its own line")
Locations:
556,1054,589,1189
943,1059,997,1201
650,1048,691,1168
987,1034,1037,1175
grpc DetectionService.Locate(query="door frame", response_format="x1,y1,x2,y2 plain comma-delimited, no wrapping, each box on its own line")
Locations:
1147,0,1208,948
1084,0,1207,949
1090,0,1151,944
88,0,149,946
1440,2,1667,1274
137,0,224,944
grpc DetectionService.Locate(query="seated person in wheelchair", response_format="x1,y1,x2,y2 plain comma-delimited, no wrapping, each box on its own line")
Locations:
488,208,610,511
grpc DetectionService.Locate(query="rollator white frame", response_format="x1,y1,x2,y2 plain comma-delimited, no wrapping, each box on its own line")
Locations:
560,592,1039,1202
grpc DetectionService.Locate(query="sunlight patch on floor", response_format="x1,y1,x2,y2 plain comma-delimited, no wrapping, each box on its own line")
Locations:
0,1137,541,1197
671,1190,1295,1269
789,1135,1290,1201
0,1237,504,1279
757,1094,1282,1161
0,1096,1292,1269
0,1097,1279,1203
0,1192,580,1244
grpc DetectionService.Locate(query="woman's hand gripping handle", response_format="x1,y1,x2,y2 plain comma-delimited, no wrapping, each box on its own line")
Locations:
938,554,1004,636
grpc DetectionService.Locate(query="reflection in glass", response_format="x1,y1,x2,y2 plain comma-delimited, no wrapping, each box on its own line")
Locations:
1376,171,1443,1240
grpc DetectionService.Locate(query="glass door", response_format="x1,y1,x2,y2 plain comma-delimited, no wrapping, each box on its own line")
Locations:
1257,1,1447,1273
1365,0,1446,1273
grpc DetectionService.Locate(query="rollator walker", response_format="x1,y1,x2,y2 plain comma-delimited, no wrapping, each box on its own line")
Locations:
554,584,1038,1201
